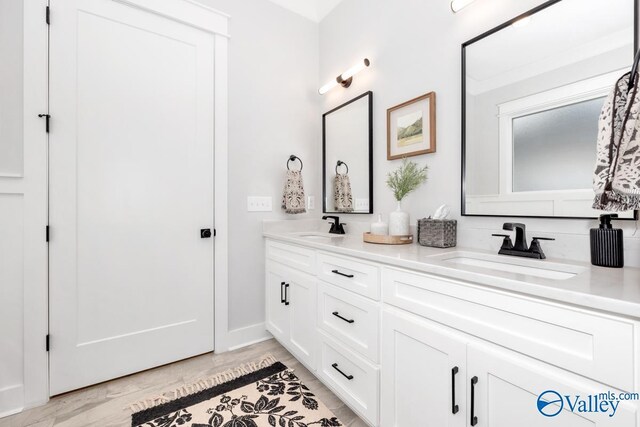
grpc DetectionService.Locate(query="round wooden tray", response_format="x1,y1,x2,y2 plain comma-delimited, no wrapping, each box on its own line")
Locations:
363,232,413,245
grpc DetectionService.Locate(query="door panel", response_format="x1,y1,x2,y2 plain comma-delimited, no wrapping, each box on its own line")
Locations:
265,262,290,343
288,272,317,369
380,308,467,427
467,343,637,427
49,0,215,394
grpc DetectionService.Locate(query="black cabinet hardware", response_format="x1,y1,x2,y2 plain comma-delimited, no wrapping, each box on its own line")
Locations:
451,366,459,414
284,283,290,305
332,311,355,324
38,114,51,133
280,282,286,304
470,376,478,426
331,269,354,278
331,363,353,380
200,228,212,238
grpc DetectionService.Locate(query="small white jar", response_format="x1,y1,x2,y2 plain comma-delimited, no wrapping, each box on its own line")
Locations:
370,214,389,235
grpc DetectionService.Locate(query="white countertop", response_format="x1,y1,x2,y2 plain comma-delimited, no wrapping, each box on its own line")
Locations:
263,228,640,319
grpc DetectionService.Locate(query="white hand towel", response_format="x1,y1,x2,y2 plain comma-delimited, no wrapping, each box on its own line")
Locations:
334,173,354,212
282,170,306,214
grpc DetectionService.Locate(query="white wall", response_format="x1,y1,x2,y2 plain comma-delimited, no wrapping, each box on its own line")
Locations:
0,0,23,175
319,0,640,266
195,0,321,342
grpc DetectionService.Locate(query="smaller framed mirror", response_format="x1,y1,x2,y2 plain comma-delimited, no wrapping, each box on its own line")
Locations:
323,91,373,214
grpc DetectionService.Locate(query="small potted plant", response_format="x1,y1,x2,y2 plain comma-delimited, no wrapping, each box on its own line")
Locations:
386,158,428,235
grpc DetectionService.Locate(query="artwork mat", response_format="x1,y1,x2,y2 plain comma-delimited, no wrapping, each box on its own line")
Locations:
387,92,436,160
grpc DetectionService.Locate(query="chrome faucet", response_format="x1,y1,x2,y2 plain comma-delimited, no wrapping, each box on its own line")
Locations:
322,215,346,235
492,222,555,260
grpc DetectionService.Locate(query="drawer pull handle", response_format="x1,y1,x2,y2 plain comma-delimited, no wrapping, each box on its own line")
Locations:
280,282,286,304
331,269,354,278
451,366,459,414
331,363,354,380
470,376,478,426
284,283,290,306
332,311,355,324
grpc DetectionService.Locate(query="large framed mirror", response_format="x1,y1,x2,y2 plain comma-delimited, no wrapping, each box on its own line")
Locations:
462,0,638,219
323,91,373,214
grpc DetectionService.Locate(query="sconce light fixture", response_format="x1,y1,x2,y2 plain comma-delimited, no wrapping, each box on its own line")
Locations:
451,0,477,13
319,58,370,95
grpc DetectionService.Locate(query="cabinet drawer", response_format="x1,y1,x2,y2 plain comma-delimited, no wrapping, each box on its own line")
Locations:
265,240,316,275
317,282,380,362
317,252,380,300
317,331,379,426
383,267,636,392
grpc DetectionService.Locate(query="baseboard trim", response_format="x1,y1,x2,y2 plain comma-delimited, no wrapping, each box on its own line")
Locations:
225,323,272,352
0,384,24,419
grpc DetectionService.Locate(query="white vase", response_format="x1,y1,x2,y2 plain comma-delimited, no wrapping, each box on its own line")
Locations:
389,201,409,236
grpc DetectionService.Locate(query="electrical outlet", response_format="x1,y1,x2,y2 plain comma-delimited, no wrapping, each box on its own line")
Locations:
355,198,369,211
247,196,272,212
307,196,315,210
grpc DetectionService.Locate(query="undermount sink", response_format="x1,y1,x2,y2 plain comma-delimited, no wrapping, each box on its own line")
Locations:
428,251,585,281
292,232,345,242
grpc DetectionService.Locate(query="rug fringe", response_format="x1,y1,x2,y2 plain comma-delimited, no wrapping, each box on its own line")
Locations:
127,354,278,413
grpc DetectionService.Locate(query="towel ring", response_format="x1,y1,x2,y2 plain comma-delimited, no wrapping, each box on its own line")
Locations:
335,160,349,174
287,155,303,171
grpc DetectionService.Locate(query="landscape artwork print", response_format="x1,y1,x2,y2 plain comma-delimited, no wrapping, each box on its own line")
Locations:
387,92,436,160
397,111,423,147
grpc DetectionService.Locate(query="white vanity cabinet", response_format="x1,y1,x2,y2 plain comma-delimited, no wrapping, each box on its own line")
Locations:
264,238,640,427
467,343,638,427
381,308,638,427
380,308,468,427
265,259,317,370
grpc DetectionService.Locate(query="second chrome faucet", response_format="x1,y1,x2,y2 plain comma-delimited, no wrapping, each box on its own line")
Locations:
492,222,554,260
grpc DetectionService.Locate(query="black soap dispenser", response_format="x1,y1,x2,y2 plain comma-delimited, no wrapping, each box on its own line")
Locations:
590,214,624,268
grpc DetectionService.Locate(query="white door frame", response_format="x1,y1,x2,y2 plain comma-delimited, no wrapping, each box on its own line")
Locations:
0,0,50,416
14,0,231,413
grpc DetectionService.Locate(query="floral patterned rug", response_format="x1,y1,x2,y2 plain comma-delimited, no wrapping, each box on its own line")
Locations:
130,355,343,427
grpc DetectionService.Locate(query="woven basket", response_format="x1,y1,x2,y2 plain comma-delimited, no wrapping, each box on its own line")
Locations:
417,218,457,248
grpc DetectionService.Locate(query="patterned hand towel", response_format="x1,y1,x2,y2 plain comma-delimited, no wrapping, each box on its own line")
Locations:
593,72,640,211
282,170,306,214
334,173,354,212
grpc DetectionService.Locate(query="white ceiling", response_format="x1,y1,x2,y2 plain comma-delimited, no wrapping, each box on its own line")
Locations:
466,0,634,93
266,0,345,22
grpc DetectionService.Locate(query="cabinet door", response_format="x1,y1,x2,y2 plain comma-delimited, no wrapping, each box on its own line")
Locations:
381,308,467,427
265,262,289,343
288,271,317,370
467,343,638,427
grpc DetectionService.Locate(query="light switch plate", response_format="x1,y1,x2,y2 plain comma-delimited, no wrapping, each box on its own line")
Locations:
307,196,315,210
247,196,272,212
355,198,370,211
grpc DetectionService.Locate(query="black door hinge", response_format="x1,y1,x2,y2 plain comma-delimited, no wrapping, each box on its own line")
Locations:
38,114,51,133
46,6,50,25
46,225,49,242
214,229,217,237
46,334,50,352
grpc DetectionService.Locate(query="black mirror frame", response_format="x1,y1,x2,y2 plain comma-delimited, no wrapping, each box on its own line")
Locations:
461,0,639,220
322,91,374,214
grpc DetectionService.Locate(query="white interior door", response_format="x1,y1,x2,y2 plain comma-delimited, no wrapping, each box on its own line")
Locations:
49,0,215,395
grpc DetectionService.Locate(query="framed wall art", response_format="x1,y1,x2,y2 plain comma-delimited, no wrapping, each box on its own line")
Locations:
387,92,436,160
